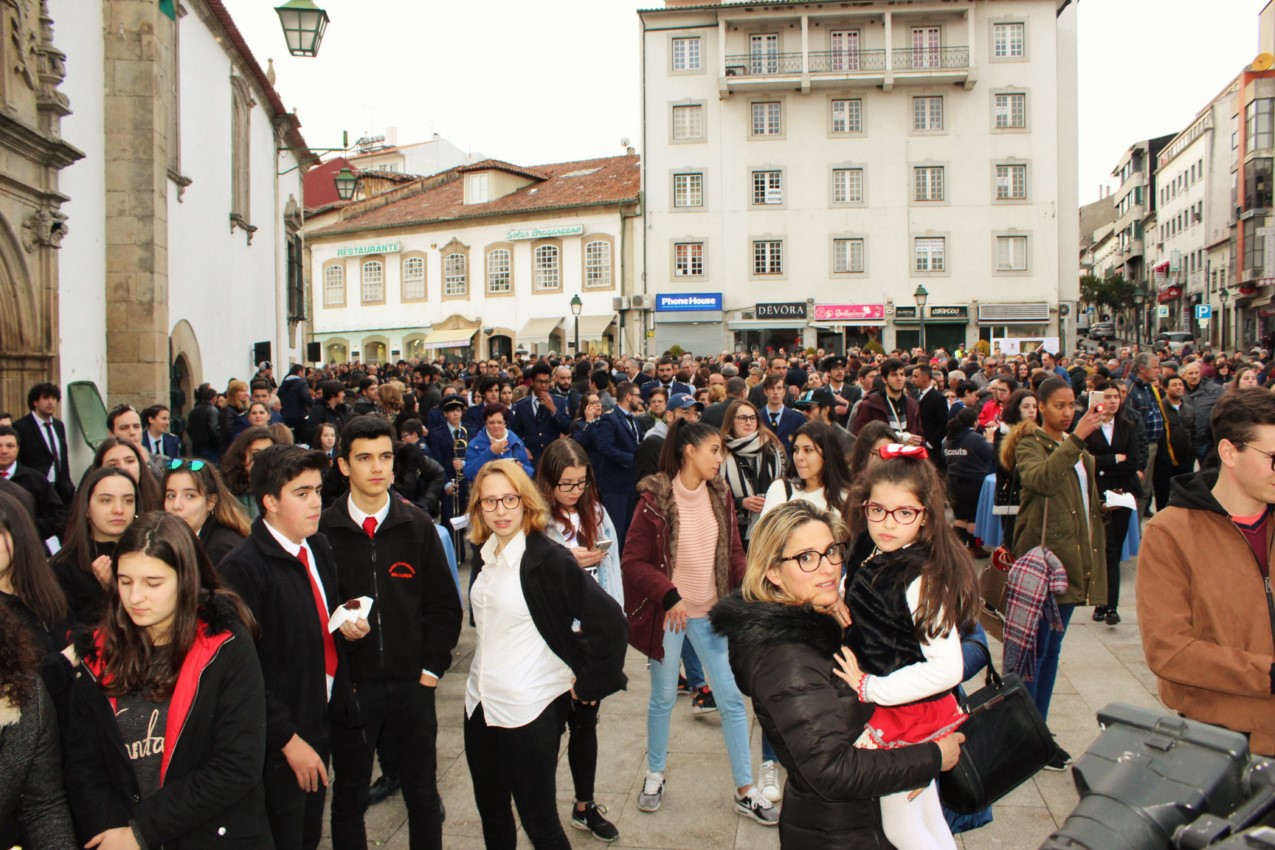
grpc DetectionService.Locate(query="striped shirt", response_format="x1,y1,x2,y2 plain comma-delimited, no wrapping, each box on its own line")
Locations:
671,475,719,618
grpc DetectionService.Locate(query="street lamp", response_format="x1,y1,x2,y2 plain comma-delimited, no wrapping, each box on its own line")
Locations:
570,294,583,357
1133,290,1145,348
913,284,929,353
275,0,330,58
1220,286,1230,352
333,168,358,201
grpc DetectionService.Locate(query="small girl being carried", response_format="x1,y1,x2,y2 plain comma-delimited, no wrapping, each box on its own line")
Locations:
834,444,980,850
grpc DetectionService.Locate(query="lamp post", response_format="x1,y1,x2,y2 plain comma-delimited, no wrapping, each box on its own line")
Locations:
275,0,330,58
333,168,358,201
1220,286,1230,352
913,284,929,354
570,294,583,357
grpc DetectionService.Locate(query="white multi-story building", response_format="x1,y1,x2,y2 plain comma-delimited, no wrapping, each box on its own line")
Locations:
639,0,1079,356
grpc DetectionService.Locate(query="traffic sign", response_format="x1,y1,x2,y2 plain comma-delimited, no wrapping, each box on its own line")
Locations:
1195,304,1213,320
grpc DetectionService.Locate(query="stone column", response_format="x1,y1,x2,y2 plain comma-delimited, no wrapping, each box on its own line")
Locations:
103,0,173,410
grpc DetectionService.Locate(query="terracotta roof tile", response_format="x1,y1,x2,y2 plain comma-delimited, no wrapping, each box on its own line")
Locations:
456,159,549,181
312,154,640,237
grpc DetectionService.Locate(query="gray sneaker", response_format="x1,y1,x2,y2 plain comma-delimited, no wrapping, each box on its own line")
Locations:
734,786,779,826
637,771,665,812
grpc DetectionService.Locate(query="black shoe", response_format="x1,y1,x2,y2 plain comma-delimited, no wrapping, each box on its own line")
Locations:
571,801,619,843
1044,746,1073,772
1092,606,1108,621
1105,609,1121,626
367,775,401,805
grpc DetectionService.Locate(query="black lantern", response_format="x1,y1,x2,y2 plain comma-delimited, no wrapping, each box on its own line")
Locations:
333,167,358,201
275,0,330,58
570,294,583,355
913,284,929,353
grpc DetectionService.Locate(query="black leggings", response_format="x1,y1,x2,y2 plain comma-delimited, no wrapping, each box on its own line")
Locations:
567,698,601,803
1103,507,1132,610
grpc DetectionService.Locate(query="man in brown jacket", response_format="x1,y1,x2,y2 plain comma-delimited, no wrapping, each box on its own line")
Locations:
1137,388,1275,755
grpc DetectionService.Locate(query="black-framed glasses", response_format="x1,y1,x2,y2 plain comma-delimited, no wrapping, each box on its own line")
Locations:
168,459,206,472
556,480,588,493
479,494,522,512
777,542,847,572
1236,443,1275,471
862,503,925,525
734,414,758,423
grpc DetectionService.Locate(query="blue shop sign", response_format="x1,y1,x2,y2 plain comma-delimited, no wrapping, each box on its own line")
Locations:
656,292,723,312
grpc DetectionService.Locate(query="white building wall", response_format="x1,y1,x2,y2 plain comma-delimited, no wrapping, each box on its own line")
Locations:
1156,129,1209,329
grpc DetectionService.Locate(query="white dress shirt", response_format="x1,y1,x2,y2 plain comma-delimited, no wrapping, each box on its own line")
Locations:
36,413,58,483
464,531,574,728
262,519,333,700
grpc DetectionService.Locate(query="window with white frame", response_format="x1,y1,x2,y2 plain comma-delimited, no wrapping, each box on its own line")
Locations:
672,105,704,140
752,240,783,275
323,264,344,306
750,33,779,74
672,36,702,71
830,30,860,70
912,96,943,130
751,101,782,136
994,93,1027,128
831,98,862,134
444,253,467,296
913,166,945,201
402,256,425,300
914,237,946,272
832,168,864,203
361,260,384,302
585,240,612,288
673,172,703,207
674,242,704,277
996,164,1027,200
752,170,782,205
833,238,865,273
992,22,1025,58
534,245,560,290
912,26,941,68
465,173,489,204
486,249,511,294
997,235,1028,271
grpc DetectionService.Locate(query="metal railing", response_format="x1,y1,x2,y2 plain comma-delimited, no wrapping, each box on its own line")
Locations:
892,46,969,71
808,49,887,73
725,52,803,76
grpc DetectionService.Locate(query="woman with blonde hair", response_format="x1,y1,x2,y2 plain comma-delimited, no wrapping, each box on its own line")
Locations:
463,459,628,849
377,381,405,421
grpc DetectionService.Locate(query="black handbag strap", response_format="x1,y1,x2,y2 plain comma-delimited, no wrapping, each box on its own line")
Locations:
960,637,1003,688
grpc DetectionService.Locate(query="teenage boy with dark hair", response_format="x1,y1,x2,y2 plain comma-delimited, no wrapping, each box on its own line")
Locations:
15,381,73,503
463,375,501,434
510,362,572,461
219,445,363,850
322,416,462,850
853,357,922,442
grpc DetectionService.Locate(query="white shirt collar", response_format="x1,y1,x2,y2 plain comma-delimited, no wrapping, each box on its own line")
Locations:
481,529,526,568
263,518,305,558
347,492,391,531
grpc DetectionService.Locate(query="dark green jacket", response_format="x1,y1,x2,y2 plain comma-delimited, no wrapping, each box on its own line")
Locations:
1011,428,1107,606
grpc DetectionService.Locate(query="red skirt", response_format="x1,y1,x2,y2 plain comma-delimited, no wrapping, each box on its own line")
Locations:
860,693,966,749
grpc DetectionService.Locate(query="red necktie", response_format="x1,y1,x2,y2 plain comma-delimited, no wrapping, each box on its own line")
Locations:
362,516,377,539
297,546,337,682
0,470,7,479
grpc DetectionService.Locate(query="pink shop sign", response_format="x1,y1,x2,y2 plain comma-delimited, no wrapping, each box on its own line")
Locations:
814,304,885,322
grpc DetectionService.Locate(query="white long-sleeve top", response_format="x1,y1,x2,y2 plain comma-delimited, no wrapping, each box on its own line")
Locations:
863,577,964,706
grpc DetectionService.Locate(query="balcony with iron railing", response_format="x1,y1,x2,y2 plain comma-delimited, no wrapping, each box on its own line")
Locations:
721,44,970,94
891,46,969,71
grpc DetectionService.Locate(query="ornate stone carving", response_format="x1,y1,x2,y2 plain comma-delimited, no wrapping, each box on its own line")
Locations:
21,205,66,251
6,0,39,92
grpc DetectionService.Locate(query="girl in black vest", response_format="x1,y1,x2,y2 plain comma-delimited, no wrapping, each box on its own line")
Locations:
835,447,978,849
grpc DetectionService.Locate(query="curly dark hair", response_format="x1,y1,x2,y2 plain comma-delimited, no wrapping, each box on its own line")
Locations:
0,604,40,709
220,426,276,497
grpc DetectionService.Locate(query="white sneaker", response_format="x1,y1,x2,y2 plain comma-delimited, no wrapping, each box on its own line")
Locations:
734,786,779,826
758,760,782,802
637,771,665,812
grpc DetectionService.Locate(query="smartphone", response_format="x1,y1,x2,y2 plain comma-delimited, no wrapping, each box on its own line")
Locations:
1087,391,1105,415
594,539,613,554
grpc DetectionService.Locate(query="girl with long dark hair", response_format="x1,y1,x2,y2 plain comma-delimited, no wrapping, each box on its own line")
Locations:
848,421,897,478
995,390,1041,543
62,511,269,849
533,438,623,841
836,449,979,849
219,426,277,522
51,467,139,626
760,421,853,517
0,490,71,653
162,459,250,565
719,399,785,545
93,436,164,513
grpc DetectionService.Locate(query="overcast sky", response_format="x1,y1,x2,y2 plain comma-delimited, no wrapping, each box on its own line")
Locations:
223,0,1267,207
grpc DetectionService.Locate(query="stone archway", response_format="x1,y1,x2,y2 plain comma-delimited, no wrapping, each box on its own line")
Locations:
0,212,48,414
168,319,204,418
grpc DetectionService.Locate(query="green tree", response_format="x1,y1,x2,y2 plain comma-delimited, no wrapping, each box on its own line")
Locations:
1080,272,1139,316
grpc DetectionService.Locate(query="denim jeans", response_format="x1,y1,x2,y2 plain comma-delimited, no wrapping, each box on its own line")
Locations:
1023,603,1075,722
682,640,705,689
648,616,752,788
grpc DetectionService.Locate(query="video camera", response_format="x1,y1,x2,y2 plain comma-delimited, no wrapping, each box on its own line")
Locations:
1040,704,1275,849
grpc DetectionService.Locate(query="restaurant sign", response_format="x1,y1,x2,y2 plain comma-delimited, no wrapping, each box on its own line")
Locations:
506,225,584,241
336,241,401,257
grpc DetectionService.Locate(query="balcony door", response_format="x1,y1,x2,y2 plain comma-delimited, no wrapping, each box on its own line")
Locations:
830,30,860,71
912,26,941,68
750,33,779,74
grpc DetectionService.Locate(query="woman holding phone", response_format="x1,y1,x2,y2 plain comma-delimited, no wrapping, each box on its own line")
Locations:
533,439,623,842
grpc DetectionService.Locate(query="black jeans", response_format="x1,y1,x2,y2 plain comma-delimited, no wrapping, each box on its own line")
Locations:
1153,453,1194,512
465,696,571,850
567,698,600,803
264,735,330,850
1103,507,1132,611
331,680,442,850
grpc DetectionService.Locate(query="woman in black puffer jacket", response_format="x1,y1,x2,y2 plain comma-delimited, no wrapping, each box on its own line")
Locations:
710,501,959,848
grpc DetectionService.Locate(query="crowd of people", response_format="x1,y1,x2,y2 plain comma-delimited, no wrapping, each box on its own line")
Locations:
1,332,1274,849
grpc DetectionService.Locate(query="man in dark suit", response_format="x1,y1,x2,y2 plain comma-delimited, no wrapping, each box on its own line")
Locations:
0,425,66,544
911,364,949,470
553,365,583,417
595,381,643,552
822,355,860,429
427,396,472,557
219,445,362,850
140,404,182,459
758,374,802,461
640,357,692,402
462,376,501,435
14,381,74,504
748,357,791,410
509,363,571,461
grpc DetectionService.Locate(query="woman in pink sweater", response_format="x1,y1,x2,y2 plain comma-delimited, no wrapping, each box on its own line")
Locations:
621,420,776,826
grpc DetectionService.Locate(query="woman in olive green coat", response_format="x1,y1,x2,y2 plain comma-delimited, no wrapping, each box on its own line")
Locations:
1011,377,1106,767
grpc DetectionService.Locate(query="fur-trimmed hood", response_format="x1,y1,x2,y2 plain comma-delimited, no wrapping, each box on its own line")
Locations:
635,472,736,600
0,695,18,728
710,591,842,662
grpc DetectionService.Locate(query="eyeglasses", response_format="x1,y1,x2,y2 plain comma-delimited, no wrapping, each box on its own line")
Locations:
168,459,206,472
862,503,925,525
556,480,588,492
1236,443,1275,472
777,542,848,572
734,414,758,423
479,494,522,512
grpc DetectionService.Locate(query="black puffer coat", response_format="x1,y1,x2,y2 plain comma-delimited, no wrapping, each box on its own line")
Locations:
710,592,941,849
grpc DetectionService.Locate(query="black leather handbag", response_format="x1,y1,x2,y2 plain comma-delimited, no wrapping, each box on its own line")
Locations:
938,640,1056,814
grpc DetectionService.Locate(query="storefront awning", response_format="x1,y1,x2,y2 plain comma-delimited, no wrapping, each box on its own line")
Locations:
517,316,563,347
576,314,616,338
421,327,476,350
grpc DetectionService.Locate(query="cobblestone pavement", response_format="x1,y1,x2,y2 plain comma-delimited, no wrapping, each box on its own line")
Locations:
319,554,1160,849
